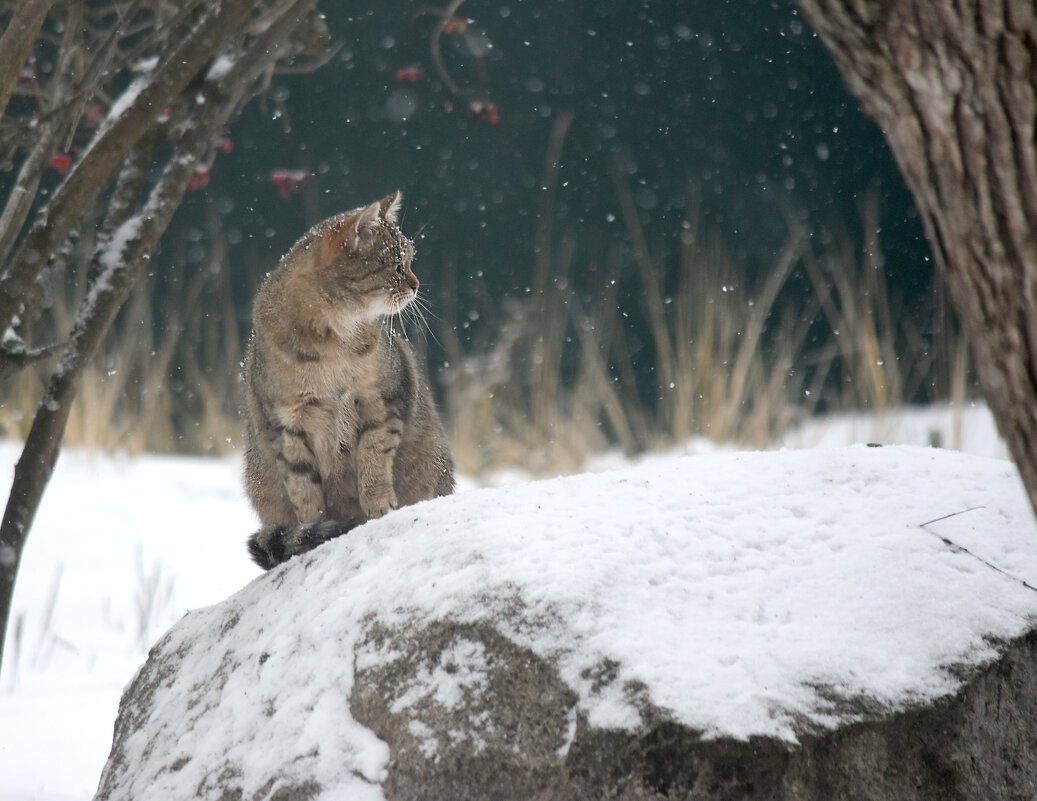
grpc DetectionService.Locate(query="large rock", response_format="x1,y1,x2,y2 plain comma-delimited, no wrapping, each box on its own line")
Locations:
94,446,1037,800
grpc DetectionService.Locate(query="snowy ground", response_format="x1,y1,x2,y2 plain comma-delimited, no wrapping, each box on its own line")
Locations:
0,449,261,801
0,402,1019,800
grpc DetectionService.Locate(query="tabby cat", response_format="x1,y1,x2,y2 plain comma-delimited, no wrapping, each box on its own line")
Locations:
243,191,454,569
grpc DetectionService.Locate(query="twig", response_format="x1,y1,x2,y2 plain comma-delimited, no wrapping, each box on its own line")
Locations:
532,109,574,295
919,506,985,527
0,340,64,371
610,161,676,394
0,0,56,120
919,507,1037,594
0,0,259,348
274,42,343,75
429,0,466,96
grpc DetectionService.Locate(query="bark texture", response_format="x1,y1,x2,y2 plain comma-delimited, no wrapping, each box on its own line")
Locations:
793,1,1037,513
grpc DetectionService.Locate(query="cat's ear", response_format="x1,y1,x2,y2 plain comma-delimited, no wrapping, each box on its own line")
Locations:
352,201,381,251
317,202,381,263
379,190,402,224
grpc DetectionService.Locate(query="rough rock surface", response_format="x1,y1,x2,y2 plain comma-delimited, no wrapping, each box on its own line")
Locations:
93,447,1037,800
353,621,1037,801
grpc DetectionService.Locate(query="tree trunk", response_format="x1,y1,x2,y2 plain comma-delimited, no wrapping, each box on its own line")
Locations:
794,1,1037,514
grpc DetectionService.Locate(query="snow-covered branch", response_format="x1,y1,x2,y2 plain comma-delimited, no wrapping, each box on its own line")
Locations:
0,0,259,360
0,0,331,670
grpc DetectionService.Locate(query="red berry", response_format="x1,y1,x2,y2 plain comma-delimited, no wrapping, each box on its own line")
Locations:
394,65,425,83
48,153,73,173
467,99,500,125
270,169,311,198
187,170,210,191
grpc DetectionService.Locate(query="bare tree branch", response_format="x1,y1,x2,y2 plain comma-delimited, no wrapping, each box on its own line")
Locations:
0,119,61,269
0,0,55,119
428,0,467,96
0,0,329,670
0,0,259,356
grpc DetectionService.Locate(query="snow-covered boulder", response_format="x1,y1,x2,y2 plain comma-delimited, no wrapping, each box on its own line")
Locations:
94,446,1037,800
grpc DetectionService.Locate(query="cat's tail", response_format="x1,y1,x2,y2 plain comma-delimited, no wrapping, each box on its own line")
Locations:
248,516,366,570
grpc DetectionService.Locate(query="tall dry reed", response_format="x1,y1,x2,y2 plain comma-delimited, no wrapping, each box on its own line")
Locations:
0,192,972,473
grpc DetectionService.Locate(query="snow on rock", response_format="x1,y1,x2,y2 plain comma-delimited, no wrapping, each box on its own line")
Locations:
94,445,1037,801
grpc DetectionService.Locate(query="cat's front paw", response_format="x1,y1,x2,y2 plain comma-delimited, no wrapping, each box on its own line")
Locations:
360,485,398,518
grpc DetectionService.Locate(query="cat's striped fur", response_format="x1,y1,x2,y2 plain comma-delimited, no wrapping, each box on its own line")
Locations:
243,191,454,569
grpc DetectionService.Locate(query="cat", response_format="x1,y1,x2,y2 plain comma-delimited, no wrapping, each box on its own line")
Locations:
242,191,454,569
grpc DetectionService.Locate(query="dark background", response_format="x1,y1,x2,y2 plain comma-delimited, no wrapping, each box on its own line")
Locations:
165,0,930,348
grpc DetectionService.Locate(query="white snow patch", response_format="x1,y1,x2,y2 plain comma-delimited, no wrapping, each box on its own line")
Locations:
97,216,143,275
406,719,440,759
0,444,260,801
132,56,159,73
0,405,1032,799
206,54,237,81
90,445,1037,798
95,76,148,139
296,445,1037,744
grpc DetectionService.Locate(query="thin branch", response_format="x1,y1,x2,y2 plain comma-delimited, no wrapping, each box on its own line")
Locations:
532,109,574,296
0,0,154,146
0,339,64,370
0,0,259,353
919,506,985,528
0,0,56,120
428,0,466,96
59,0,148,152
920,510,1037,594
0,119,62,268
115,0,206,78
243,0,304,35
611,162,677,394
274,42,343,75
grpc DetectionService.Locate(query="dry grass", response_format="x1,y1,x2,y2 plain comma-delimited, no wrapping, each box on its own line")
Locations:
440,190,973,476
0,208,242,455
0,194,973,473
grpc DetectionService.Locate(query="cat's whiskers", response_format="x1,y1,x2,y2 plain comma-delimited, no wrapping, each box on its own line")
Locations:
392,303,410,345
412,219,433,242
405,291,440,348
400,292,421,345
396,293,419,340
381,291,413,366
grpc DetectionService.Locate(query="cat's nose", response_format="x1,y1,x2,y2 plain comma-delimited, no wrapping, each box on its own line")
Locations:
406,272,419,293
